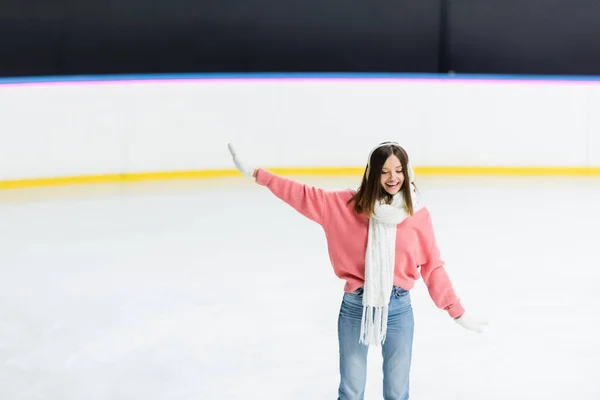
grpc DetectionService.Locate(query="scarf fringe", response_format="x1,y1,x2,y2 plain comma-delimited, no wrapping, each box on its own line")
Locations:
359,305,388,346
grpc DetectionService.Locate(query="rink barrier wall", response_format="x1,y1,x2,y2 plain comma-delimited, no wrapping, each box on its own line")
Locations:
2,72,600,191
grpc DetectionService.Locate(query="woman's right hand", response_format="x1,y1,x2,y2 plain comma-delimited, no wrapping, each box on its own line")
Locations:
227,143,257,178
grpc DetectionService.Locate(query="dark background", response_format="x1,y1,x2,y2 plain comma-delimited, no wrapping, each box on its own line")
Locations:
1,0,600,78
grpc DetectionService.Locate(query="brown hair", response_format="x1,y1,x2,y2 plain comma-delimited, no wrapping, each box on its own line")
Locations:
348,142,415,217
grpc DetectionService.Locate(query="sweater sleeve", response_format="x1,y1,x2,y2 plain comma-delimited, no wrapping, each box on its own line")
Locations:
418,210,465,319
255,168,326,225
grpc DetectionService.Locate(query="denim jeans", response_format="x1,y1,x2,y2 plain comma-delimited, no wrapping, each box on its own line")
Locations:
337,286,414,400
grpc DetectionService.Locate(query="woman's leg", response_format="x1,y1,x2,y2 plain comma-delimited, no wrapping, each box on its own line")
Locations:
337,290,369,400
381,287,415,400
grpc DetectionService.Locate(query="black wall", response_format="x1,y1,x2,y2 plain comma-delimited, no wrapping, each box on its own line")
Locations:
1,0,600,78
447,0,600,76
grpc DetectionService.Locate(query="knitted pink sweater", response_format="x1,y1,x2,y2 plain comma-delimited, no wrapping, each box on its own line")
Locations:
255,168,465,319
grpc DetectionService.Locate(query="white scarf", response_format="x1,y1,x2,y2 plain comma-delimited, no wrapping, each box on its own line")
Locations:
360,185,421,346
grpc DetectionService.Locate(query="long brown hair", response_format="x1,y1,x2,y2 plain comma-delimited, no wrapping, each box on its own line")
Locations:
348,142,415,217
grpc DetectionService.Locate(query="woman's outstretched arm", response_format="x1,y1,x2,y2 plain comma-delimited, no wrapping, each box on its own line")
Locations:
228,143,327,225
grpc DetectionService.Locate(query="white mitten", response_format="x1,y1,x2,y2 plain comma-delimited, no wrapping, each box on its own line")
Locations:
455,312,488,334
227,143,256,178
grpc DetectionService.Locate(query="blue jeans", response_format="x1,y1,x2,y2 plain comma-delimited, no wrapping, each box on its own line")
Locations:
337,286,414,400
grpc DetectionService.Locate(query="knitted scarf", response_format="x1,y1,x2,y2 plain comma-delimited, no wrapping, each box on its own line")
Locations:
360,187,420,346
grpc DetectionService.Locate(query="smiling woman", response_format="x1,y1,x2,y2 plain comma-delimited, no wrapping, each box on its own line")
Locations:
349,142,415,217
227,141,488,399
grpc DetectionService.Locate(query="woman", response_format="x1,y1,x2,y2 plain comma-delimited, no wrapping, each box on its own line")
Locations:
227,142,487,400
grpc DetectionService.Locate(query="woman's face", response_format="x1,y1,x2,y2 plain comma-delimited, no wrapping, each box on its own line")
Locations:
380,154,404,195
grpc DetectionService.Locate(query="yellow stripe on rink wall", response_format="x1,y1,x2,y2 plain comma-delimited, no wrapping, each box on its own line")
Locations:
1,166,600,191
0,170,238,190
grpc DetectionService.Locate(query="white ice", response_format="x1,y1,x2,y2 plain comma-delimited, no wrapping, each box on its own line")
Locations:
1,175,599,399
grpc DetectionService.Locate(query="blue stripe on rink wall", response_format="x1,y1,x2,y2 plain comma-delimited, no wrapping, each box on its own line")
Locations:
1,72,600,85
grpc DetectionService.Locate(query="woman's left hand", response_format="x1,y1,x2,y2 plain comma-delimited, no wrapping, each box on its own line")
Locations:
454,312,488,333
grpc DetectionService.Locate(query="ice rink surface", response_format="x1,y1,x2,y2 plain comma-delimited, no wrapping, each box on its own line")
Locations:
1,174,599,399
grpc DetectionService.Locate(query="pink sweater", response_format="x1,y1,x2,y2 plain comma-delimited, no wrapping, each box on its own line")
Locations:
255,169,465,319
